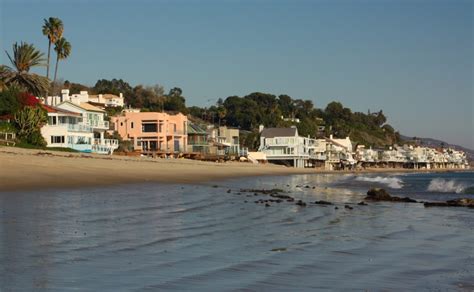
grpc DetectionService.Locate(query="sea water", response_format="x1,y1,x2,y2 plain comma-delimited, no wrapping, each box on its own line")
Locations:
1,171,473,291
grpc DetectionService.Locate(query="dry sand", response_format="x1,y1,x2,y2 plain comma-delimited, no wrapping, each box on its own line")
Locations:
0,147,316,192
0,146,466,192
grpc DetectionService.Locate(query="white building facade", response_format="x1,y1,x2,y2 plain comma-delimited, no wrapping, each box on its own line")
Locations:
41,99,119,154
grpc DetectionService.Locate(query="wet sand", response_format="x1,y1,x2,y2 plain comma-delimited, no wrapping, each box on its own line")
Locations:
0,146,467,192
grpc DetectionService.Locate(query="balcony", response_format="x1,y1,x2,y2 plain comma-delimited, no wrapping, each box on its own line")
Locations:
86,120,109,129
67,124,93,132
166,130,186,136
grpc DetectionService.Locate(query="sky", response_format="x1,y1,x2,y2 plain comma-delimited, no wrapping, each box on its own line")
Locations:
1,0,473,149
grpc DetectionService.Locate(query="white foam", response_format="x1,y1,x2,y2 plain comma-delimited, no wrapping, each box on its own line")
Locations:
355,176,404,189
427,178,467,194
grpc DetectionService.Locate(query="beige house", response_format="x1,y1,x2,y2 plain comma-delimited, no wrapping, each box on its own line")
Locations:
111,111,188,153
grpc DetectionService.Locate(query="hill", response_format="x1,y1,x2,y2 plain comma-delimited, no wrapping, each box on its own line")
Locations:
400,135,474,162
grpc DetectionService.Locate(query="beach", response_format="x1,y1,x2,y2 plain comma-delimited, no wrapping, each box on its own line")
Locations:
0,147,317,192
0,146,469,192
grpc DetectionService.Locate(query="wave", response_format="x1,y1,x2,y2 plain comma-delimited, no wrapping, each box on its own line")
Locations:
355,176,403,189
427,178,467,194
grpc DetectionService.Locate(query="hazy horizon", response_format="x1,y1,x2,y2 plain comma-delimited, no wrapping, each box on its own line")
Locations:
1,0,472,149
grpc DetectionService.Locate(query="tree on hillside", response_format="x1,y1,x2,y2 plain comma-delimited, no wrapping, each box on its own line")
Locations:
53,37,71,82
63,80,93,94
42,17,63,80
1,42,49,96
164,87,187,113
93,78,133,96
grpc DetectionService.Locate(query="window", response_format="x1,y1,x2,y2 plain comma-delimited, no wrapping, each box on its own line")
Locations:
142,123,158,132
131,122,134,129
51,136,65,144
120,122,123,126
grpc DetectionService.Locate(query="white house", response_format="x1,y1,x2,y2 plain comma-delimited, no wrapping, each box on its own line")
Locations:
88,93,125,107
258,126,310,168
45,89,125,108
41,100,119,154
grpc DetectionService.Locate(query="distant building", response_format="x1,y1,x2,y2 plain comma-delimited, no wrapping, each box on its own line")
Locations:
45,89,125,108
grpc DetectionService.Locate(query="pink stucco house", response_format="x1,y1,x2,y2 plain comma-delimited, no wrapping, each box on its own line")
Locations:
111,111,188,152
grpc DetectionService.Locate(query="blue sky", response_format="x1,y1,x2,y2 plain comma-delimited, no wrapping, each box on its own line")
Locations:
1,0,473,148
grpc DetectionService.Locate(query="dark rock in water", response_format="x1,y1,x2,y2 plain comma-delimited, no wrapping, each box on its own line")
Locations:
244,200,248,203
344,205,353,210
312,186,316,189
314,200,333,205
241,188,286,196
357,201,368,206
424,198,474,208
451,198,474,206
212,185,219,188
265,203,270,207
305,185,310,188
366,188,392,200
334,206,339,210
295,200,307,207
270,193,293,200
365,188,417,203
287,198,295,202
227,189,231,193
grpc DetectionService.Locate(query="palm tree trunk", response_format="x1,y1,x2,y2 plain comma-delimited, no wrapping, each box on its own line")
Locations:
46,40,51,79
53,54,59,83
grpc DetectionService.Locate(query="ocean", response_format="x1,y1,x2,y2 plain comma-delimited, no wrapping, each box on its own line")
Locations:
1,171,473,291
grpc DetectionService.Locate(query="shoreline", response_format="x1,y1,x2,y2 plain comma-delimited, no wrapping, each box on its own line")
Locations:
0,146,470,192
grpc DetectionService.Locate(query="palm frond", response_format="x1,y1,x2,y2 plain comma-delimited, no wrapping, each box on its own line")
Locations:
7,42,46,72
54,37,72,59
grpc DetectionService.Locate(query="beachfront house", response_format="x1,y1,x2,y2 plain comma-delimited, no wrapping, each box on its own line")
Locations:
216,126,240,155
40,101,119,154
111,111,188,153
258,126,310,168
187,122,209,154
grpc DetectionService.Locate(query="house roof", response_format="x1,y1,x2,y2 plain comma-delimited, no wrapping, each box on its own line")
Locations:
78,102,105,112
188,123,207,135
260,127,298,138
41,104,81,116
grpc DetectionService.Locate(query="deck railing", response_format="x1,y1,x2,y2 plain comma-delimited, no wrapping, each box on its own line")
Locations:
86,120,109,129
93,138,119,148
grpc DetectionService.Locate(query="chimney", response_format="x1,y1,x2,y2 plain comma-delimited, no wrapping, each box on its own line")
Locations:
259,125,264,133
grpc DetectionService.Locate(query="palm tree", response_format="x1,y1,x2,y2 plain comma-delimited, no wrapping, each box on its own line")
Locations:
2,42,49,96
53,37,71,82
42,17,63,79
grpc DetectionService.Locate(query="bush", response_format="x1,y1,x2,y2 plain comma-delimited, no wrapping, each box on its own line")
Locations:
0,121,16,133
25,129,46,147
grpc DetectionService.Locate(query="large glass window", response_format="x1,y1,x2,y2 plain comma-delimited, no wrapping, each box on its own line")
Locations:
142,123,158,132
